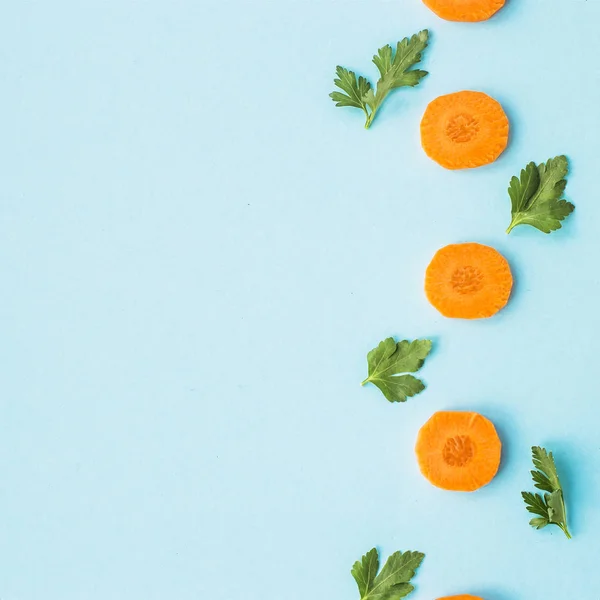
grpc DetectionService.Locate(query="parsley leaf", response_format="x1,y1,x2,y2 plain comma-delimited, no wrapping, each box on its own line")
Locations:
506,156,575,234
351,547,424,600
521,446,571,539
361,337,432,403
330,67,372,113
330,30,429,129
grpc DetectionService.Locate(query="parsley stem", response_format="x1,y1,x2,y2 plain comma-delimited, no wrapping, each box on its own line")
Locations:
364,107,379,129
559,523,572,539
507,214,525,234
360,377,369,386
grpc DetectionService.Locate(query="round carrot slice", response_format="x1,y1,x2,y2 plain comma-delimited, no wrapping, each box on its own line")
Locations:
422,0,504,21
421,91,509,170
416,411,501,492
425,242,512,319
437,596,484,600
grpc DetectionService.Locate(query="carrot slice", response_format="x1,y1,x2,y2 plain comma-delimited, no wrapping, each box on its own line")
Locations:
421,91,509,170
422,0,504,21
416,411,501,492
437,596,484,600
425,242,512,319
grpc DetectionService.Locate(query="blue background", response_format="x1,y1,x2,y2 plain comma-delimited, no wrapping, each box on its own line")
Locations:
1,1,599,599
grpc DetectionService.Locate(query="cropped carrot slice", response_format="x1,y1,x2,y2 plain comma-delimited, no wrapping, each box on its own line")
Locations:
422,0,504,21
421,91,509,170
437,596,484,600
425,242,512,319
416,411,501,492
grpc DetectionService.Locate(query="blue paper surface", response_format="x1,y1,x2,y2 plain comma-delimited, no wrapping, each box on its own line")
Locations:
2,1,599,598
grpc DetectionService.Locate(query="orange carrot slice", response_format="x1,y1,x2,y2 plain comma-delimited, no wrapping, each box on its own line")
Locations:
437,596,484,600
421,91,509,170
422,0,504,21
416,411,501,492
425,242,512,319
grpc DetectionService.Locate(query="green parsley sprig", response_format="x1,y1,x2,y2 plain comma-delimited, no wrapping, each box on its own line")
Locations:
506,156,575,234
361,337,432,403
522,446,572,539
330,30,430,129
351,547,425,600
